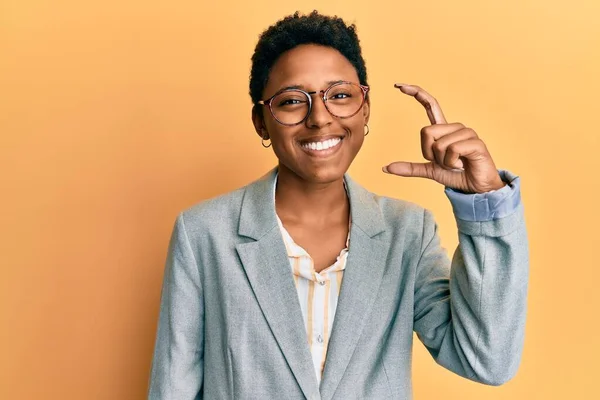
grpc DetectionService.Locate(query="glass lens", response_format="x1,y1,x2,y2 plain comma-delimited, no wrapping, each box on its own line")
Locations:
270,90,310,125
325,83,364,118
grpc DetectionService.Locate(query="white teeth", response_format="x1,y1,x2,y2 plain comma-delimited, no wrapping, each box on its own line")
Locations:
302,138,341,151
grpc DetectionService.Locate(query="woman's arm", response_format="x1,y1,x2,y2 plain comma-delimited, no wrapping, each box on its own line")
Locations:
413,175,528,385
148,213,204,399
383,84,529,384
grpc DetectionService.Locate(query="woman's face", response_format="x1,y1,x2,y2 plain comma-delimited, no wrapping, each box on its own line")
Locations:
253,44,370,184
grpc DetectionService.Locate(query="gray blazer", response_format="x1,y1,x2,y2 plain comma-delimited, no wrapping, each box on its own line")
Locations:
148,168,528,400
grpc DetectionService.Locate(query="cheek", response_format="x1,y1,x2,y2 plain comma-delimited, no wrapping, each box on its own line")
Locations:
264,121,286,143
264,117,279,136
267,125,299,157
346,116,367,138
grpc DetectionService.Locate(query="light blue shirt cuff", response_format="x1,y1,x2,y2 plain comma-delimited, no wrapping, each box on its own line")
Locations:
444,170,522,222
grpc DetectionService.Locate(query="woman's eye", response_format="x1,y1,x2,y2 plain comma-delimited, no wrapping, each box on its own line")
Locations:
279,99,304,106
330,93,350,99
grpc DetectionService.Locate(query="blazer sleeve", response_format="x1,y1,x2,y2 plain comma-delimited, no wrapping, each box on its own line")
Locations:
148,213,204,399
412,187,529,385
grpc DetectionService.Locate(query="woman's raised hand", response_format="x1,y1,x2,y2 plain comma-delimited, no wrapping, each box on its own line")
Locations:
383,84,505,194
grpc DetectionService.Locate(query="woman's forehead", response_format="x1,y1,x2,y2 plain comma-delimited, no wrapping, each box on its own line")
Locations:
265,44,359,93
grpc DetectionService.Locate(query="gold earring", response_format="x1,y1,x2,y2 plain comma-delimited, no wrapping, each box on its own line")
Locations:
364,124,370,136
261,136,272,148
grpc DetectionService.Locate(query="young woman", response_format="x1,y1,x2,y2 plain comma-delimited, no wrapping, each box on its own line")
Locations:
148,11,528,400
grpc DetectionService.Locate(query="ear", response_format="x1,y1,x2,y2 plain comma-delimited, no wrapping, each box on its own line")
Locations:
362,98,371,124
252,105,269,139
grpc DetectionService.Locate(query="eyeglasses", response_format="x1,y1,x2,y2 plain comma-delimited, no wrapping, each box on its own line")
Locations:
257,81,369,126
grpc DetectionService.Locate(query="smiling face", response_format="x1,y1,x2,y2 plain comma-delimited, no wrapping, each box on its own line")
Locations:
253,44,370,184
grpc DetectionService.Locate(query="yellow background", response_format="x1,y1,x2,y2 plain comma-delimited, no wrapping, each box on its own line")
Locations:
1,0,599,398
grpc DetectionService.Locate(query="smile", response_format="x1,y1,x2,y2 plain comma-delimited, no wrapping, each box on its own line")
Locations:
301,137,342,151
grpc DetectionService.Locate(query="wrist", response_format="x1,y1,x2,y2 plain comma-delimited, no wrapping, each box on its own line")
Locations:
487,179,506,192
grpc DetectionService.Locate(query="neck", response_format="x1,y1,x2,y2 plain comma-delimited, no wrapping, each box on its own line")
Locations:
275,165,349,225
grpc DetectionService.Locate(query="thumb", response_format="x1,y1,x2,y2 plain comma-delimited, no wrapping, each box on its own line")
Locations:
383,161,435,179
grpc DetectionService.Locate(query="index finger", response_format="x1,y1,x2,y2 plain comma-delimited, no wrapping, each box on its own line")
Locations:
394,83,447,125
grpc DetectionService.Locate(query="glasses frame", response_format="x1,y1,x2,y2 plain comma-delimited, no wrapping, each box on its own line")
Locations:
257,81,370,126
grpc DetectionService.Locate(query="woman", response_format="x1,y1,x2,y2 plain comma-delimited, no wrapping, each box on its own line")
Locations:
148,11,528,400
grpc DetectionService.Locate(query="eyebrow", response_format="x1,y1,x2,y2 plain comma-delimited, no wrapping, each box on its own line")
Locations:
277,80,346,92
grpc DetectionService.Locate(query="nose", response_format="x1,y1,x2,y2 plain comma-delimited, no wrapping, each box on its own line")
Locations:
305,92,333,128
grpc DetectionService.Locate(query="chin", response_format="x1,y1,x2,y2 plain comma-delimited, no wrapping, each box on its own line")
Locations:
301,165,349,184
278,156,353,184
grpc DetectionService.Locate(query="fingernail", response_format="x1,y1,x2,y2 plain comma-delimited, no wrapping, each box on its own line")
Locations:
394,83,407,88
382,166,389,173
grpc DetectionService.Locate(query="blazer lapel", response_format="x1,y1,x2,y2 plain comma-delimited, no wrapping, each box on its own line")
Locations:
235,169,319,399
319,175,388,400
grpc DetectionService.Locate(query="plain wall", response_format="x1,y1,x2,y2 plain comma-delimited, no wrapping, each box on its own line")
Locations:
1,0,599,398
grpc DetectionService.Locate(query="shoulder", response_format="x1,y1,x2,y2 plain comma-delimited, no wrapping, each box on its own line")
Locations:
354,179,429,222
184,184,246,217
349,179,437,241
358,190,440,254
346,174,426,218
179,186,245,229
374,193,432,230
345,174,434,235
373,193,424,216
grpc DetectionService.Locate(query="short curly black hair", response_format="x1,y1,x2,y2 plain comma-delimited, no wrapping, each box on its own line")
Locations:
249,11,368,105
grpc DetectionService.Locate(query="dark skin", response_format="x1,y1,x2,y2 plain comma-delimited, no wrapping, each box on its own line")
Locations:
252,44,367,272
252,44,505,273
